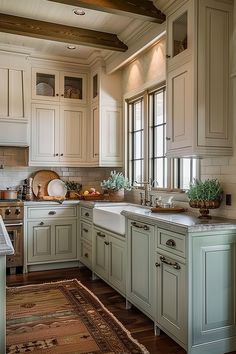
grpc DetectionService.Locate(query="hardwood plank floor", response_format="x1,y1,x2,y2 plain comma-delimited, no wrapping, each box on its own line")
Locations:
7,266,236,354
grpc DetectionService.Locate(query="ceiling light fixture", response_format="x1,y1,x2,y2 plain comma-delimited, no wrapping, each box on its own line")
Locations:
67,45,76,50
73,8,85,16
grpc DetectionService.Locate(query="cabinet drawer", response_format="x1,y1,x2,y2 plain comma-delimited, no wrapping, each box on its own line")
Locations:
80,207,93,221
80,240,92,268
157,228,186,258
27,206,77,219
80,221,92,242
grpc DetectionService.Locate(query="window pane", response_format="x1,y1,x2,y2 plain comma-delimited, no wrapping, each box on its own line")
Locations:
154,126,164,157
133,160,144,183
154,91,164,125
182,158,191,190
134,101,142,131
155,158,164,187
133,131,143,159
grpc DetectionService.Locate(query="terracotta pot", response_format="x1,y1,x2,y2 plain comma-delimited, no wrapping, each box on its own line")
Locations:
108,189,124,202
1,188,18,200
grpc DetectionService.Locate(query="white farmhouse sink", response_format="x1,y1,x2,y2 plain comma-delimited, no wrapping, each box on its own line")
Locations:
93,203,150,235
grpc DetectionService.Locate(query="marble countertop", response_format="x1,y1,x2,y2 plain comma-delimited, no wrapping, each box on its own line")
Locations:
0,216,14,256
121,209,236,232
24,200,80,206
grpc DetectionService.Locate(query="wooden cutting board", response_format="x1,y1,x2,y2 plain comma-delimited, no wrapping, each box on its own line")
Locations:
151,207,186,213
32,170,60,197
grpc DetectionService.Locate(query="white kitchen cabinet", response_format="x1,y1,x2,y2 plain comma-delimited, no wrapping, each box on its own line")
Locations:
24,203,79,272
0,52,30,146
166,0,233,157
88,67,123,167
32,68,87,104
93,225,126,295
126,219,155,319
30,103,86,166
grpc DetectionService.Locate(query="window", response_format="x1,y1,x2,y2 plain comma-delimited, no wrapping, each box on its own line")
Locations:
127,87,199,189
128,98,144,183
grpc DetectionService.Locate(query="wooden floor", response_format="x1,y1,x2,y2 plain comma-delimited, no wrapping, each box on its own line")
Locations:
7,266,186,354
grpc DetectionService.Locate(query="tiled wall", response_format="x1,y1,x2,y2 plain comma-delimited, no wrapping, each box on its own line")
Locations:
0,166,121,193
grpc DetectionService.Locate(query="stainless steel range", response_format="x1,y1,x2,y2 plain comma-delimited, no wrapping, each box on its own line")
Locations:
0,200,24,274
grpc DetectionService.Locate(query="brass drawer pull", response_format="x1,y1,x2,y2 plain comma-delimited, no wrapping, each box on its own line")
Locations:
131,221,149,231
48,211,56,215
85,212,90,217
97,231,105,238
84,253,89,258
82,228,88,233
104,241,109,245
39,221,44,226
160,255,181,270
166,239,176,247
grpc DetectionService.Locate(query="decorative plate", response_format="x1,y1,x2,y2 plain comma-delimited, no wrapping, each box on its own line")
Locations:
36,82,54,96
47,179,67,197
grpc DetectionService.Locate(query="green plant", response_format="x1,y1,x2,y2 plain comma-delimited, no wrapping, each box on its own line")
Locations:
64,181,82,191
186,178,223,201
101,171,133,191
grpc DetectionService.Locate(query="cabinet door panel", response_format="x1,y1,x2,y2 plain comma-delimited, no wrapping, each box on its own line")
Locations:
9,70,24,118
127,221,154,317
0,68,8,117
93,229,109,281
55,221,77,260
109,236,125,294
59,106,86,163
198,0,232,147
32,68,59,101
192,236,236,345
167,62,193,151
27,222,52,262
31,104,59,162
156,253,186,344
91,104,99,161
100,107,123,166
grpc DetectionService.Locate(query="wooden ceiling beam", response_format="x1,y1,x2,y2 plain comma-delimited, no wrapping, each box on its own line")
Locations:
0,13,128,52
48,0,166,23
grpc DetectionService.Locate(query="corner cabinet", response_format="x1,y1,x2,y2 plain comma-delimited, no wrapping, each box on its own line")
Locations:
30,103,86,166
87,66,123,167
166,0,233,157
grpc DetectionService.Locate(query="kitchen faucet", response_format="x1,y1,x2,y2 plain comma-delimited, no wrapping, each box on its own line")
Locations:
135,180,155,206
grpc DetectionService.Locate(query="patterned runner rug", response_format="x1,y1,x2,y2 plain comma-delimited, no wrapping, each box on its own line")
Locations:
6,279,149,354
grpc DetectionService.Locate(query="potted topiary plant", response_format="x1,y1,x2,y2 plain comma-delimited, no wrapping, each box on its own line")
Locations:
101,171,133,201
186,178,223,218
64,181,82,199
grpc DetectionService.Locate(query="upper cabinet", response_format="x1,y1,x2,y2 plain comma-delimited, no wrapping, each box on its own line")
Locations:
88,66,123,167
32,68,87,104
166,0,233,157
0,52,30,146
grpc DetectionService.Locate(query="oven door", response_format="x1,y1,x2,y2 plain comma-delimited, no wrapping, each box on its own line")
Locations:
5,222,23,267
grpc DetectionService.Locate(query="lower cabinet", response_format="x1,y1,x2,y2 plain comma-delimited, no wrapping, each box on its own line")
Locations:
78,219,93,269
155,252,187,346
25,203,79,271
93,226,126,295
27,219,77,263
191,233,236,353
126,219,155,319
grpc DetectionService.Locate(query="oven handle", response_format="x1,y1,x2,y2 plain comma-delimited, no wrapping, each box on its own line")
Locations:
5,223,23,227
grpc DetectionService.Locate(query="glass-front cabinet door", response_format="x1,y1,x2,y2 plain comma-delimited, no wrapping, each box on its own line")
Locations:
60,72,87,104
167,1,192,64
32,68,60,101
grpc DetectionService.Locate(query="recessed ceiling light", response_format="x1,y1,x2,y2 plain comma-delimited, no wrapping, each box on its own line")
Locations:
67,45,76,50
73,8,85,16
